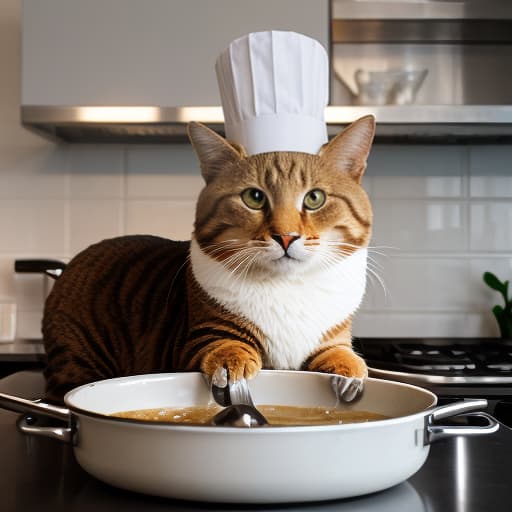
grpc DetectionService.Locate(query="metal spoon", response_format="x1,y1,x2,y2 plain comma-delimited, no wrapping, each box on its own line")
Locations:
209,368,269,427
210,403,268,427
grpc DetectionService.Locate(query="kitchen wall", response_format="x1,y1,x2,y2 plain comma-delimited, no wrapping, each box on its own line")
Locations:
1,0,512,340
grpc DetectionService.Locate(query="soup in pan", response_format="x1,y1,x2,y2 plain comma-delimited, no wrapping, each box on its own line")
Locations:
112,404,389,426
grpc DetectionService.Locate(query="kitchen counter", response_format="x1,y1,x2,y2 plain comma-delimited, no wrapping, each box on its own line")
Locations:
1,373,512,512
0,339,45,362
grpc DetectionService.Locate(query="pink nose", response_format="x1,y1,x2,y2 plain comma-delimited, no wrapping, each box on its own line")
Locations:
271,234,300,252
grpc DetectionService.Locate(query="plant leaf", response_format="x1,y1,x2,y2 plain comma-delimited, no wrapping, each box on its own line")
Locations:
492,305,507,338
493,304,504,316
503,315,512,339
484,272,505,293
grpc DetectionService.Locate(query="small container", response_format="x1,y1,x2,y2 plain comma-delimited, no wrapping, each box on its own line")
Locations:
0,302,17,342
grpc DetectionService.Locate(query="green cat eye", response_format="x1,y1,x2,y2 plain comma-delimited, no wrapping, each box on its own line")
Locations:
303,189,326,210
241,188,266,210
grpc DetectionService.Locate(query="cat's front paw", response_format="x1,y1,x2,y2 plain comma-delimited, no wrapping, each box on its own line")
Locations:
200,342,262,383
305,345,368,379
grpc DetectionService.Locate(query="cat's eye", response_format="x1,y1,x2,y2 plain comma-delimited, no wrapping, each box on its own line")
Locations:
303,189,326,210
241,188,267,210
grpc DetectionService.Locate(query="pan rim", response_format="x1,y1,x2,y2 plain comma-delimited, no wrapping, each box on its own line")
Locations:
64,371,438,434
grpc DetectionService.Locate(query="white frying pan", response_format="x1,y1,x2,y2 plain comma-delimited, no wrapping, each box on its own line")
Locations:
0,371,499,503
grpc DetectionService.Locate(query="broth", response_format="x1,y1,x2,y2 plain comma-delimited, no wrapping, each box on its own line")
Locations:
112,404,389,426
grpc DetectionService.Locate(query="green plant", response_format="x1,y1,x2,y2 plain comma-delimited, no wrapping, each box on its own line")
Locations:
483,271,512,338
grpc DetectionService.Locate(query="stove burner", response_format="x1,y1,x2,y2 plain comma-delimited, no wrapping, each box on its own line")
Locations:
354,338,512,385
354,338,512,428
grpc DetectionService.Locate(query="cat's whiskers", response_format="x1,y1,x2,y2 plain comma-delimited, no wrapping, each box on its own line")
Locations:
222,247,263,280
237,251,262,286
366,264,389,300
321,240,389,299
304,244,388,300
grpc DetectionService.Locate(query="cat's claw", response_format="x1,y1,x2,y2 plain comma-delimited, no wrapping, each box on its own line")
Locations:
331,375,365,403
212,367,228,389
210,367,255,408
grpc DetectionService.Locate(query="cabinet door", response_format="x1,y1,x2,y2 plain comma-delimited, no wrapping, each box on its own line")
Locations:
23,0,329,106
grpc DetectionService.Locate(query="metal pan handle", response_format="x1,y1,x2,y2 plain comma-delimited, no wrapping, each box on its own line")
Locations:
0,392,74,444
425,399,499,445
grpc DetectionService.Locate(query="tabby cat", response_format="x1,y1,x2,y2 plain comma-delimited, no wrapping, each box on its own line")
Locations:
42,115,375,404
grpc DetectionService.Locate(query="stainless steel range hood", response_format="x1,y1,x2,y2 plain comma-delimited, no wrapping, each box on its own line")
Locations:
22,105,512,144
21,0,512,144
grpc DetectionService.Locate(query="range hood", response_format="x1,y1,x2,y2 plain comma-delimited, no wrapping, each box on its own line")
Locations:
22,1,512,144
22,105,512,144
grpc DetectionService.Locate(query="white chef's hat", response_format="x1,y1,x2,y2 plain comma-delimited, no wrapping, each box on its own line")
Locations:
215,30,329,155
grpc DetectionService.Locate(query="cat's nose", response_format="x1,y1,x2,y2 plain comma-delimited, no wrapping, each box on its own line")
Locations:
271,234,300,252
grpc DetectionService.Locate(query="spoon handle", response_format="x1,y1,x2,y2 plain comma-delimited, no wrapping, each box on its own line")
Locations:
210,368,255,407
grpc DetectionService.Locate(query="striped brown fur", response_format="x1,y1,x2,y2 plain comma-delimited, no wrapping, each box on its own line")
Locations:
43,116,375,403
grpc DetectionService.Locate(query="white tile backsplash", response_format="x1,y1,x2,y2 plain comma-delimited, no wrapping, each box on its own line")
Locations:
125,199,196,241
126,145,203,199
69,146,124,199
469,146,512,198
367,145,465,178
372,200,467,252
0,257,16,301
353,312,486,338
0,199,67,253
1,140,512,339
365,257,471,311
470,202,512,252
69,200,124,254
0,146,69,199
469,257,512,309
369,176,463,199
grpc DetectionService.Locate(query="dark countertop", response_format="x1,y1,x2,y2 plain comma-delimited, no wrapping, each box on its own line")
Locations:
0,339,45,362
2,372,512,512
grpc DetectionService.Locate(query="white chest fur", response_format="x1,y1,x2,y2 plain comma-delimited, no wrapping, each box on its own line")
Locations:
190,239,367,370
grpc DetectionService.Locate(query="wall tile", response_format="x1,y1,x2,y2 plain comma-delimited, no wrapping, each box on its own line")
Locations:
469,257,512,311
0,145,69,198
470,202,512,252
353,312,484,338
0,199,67,253
372,200,467,252
69,200,123,255
367,145,465,176
363,257,471,311
16,310,44,340
369,176,463,199
367,145,465,199
1,135,512,339
0,257,16,301
126,145,203,199
470,146,512,175
125,200,196,241
469,146,512,197
470,176,512,198
68,145,124,198
127,173,204,200
14,274,45,312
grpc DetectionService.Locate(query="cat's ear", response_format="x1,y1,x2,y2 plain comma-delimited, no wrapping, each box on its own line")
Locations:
318,115,375,183
188,122,247,182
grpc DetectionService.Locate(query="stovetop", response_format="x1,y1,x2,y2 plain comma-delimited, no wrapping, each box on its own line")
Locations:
354,338,512,386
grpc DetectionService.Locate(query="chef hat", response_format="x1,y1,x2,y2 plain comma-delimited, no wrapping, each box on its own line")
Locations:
215,30,329,155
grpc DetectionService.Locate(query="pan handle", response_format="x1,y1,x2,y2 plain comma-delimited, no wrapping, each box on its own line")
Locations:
0,392,74,444
425,399,499,445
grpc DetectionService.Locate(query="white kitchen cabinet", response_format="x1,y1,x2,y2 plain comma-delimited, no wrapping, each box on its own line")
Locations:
22,0,329,107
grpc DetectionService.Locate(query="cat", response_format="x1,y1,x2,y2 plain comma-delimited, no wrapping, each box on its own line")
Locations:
42,115,375,404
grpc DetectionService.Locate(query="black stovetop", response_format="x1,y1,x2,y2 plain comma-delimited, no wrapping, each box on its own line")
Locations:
354,338,512,380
